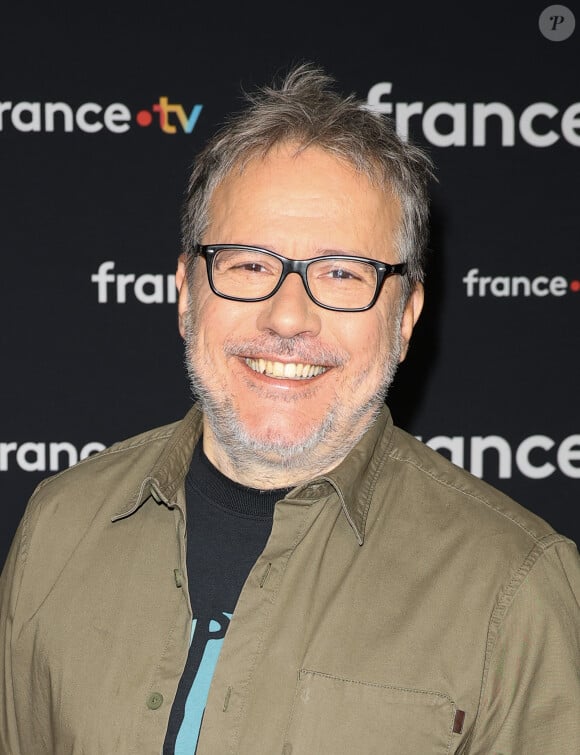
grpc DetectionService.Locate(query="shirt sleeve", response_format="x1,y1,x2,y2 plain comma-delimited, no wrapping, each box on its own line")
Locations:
0,513,28,755
468,538,580,755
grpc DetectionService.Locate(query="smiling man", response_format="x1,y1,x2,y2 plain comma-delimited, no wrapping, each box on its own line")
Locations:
1,64,579,755
177,140,422,489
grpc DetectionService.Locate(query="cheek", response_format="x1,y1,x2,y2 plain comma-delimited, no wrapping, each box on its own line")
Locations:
336,311,390,364
192,297,248,365
187,268,223,338
194,303,223,361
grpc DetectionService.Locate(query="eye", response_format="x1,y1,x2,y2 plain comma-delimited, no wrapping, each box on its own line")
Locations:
310,258,377,289
234,261,269,273
327,267,360,281
315,262,365,283
214,249,279,276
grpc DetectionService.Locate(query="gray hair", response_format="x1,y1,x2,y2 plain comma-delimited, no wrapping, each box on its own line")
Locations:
181,62,434,298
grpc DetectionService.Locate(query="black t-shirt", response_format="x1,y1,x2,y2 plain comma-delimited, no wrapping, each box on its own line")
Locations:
163,441,290,753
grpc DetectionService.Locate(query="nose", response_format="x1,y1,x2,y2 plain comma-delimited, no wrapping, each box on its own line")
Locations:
255,272,322,339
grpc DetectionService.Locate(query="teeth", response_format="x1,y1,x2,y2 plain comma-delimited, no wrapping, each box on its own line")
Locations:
245,358,328,379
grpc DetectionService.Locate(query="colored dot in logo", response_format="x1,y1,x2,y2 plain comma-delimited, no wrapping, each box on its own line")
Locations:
136,110,153,127
570,280,580,292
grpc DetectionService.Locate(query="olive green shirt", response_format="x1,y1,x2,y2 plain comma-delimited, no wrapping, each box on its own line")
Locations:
1,405,579,754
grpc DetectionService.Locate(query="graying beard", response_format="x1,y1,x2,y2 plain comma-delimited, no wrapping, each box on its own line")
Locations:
183,309,402,479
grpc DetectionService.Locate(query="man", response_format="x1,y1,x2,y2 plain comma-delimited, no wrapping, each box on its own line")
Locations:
1,64,579,755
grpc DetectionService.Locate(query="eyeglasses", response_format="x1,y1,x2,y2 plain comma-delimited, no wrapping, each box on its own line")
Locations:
194,244,407,312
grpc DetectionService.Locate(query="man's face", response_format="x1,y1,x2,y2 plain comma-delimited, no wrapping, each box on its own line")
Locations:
177,143,423,487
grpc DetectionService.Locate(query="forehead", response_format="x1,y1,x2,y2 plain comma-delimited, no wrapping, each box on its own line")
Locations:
205,143,400,259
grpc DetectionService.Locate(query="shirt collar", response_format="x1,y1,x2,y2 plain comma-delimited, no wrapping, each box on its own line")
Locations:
113,403,394,545
112,405,203,521
287,405,395,544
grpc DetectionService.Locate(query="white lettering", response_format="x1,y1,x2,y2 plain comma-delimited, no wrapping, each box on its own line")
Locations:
0,101,12,130
76,102,103,133
104,103,131,134
2,90,578,145
91,261,117,303
167,275,177,303
91,261,177,304
530,276,549,296
365,82,394,117
116,273,136,303
45,102,74,132
550,276,568,296
395,102,423,141
512,276,531,297
49,442,78,471
0,441,105,472
0,100,128,133
462,269,571,298
473,102,515,147
557,435,580,478
16,442,45,472
462,268,479,297
365,84,580,147
419,433,580,480
490,276,510,297
12,101,41,132
3,435,576,479
515,435,555,479
0,442,17,471
478,276,492,296
519,102,559,147
471,435,512,479
422,102,466,147
561,103,580,147
134,274,164,303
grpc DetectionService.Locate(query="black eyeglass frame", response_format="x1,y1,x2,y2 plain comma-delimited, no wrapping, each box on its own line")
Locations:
194,243,408,312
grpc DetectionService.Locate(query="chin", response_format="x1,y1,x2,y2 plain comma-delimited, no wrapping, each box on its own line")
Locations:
241,417,324,454
244,412,318,443
212,405,337,471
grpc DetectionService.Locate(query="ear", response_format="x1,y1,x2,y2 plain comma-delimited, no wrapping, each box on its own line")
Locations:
175,253,189,339
398,283,424,363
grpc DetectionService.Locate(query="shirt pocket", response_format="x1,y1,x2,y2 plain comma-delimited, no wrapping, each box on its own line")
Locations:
282,669,457,755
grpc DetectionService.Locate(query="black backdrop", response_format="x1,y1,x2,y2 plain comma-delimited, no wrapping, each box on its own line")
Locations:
1,2,579,569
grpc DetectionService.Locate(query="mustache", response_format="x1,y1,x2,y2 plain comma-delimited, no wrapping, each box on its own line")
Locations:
224,335,348,367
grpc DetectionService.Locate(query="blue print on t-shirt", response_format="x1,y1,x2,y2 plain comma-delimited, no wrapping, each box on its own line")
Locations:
174,612,233,754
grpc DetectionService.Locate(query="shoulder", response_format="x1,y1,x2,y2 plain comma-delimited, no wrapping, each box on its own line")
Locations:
6,410,200,611
380,425,580,640
34,418,181,494
20,408,200,545
386,425,560,544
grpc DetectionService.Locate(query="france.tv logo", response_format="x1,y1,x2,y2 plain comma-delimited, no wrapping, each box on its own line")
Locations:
0,97,203,134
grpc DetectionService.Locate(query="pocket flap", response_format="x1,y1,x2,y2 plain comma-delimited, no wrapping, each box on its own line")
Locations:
283,669,457,754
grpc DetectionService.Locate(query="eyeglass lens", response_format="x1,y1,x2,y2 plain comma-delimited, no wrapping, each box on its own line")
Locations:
212,247,379,309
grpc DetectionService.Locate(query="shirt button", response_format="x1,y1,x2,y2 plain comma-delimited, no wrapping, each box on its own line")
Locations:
146,692,164,710
282,744,293,754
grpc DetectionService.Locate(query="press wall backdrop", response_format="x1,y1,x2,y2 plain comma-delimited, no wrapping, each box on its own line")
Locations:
1,3,579,568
